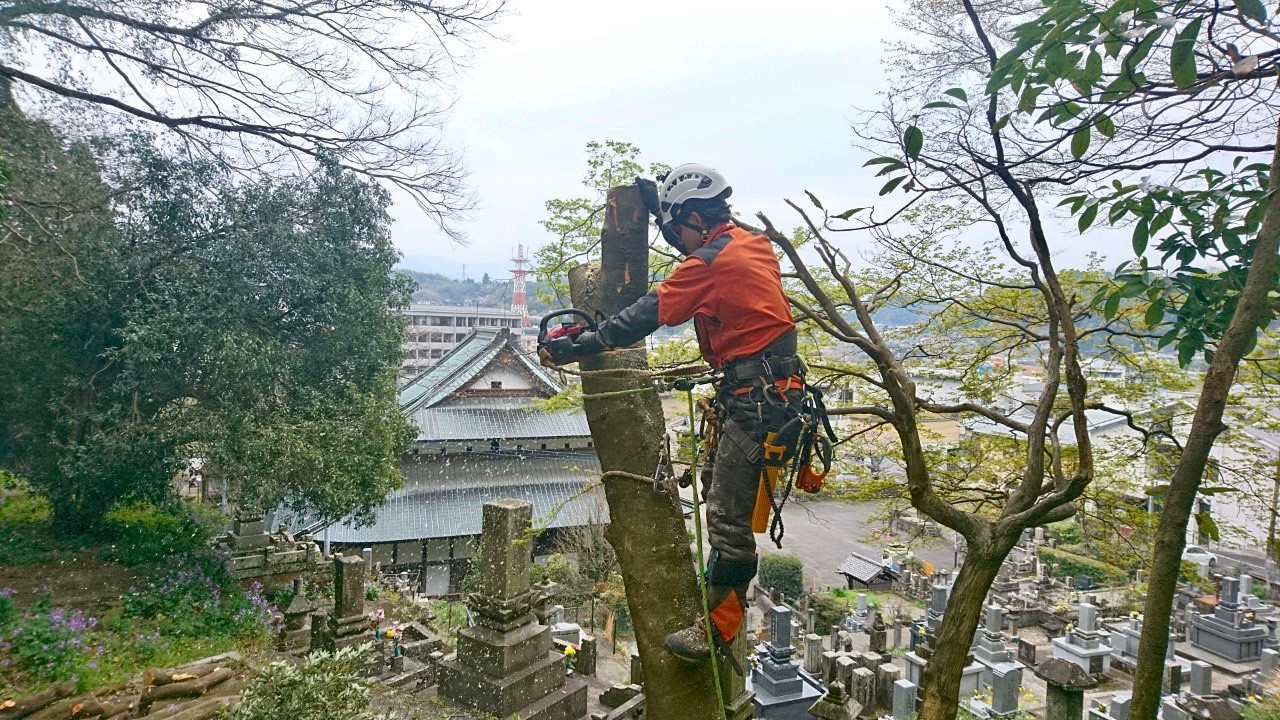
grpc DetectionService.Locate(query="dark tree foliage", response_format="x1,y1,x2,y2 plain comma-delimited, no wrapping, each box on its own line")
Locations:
0,99,415,531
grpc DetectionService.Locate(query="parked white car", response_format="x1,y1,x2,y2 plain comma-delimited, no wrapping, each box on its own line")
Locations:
1183,545,1218,567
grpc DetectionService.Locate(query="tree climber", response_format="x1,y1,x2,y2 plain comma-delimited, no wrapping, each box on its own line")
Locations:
540,164,806,663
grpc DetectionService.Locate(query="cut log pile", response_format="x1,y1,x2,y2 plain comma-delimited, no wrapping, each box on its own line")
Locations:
0,653,243,720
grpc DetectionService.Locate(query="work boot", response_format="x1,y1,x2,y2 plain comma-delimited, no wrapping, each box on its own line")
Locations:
665,621,711,662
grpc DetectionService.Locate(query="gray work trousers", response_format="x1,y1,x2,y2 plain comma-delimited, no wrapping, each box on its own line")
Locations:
705,390,800,566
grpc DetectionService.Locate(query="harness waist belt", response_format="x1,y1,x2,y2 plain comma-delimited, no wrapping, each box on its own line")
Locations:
722,354,803,387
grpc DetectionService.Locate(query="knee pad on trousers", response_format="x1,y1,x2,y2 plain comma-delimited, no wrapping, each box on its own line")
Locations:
707,550,758,586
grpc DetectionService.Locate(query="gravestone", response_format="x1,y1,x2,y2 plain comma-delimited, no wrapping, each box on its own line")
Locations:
437,499,587,720
807,682,860,720
868,612,887,653
1188,661,1212,697
892,619,903,649
1190,575,1268,661
876,664,901,710
803,634,823,675
1245,647,1279,695
974,604,1024,716
1051,603,1112,680
892,679,917,720
313,555,371,655
846,594,868,632
278,577,314,651
751,606,823,719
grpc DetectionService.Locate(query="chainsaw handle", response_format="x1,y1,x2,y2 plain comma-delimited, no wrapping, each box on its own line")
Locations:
537,309,599,346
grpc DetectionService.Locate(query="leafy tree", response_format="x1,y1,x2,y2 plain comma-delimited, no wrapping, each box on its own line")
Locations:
990,1,1279,715
0,2,503,233
0,107,415,531
532,140,670,304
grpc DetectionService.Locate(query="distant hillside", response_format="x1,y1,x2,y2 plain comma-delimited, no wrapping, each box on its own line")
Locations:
395,268,551,314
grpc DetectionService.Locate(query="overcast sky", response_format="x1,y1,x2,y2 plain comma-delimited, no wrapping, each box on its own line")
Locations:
389,1,1119,281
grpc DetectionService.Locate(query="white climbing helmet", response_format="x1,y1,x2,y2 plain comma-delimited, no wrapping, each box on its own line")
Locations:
656,163,733,226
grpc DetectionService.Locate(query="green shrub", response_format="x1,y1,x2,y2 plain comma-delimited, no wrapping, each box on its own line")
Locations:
224,645,390,720
538,553,583,592
1047,521,1083,545
1036,545,1127,586
100,500,224,567
808,591,850,635
759,553,805,602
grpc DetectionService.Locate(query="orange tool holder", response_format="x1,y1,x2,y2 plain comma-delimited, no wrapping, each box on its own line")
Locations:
751,432,788,533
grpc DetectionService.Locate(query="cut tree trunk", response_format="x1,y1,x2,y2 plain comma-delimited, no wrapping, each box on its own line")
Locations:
27,696,124,720
1130,116,1280,720
920,537,1013,720
138,668,233,714
144,664,220,686
565,183,722,720
0,681,76,720
143,697,237,720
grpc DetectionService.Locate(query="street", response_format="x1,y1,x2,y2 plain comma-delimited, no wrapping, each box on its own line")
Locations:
681,489,961,592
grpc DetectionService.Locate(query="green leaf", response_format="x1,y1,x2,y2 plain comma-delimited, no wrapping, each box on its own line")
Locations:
1177,336,1197,367
834,208,866,220
1198,487,1238,495
1071,125,1092,160
1078,202,1098,232
863,157,903,167
903,126,924,161
1093,113,1117,138
944,87,969,103
1194,512,1220,542
879,176,907,196
805,191,824,210
1171,18,1203,89
1084,50,1103,83
1103,291,1121,319
1133,218,1149,255
1145,297,1165,326
1145,484,1170,496
923,101,958,110
1237,0,1267,22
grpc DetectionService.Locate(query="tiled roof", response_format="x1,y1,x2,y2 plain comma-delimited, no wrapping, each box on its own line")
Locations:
411,405,590,442
284,452,607,543
398,328,563,412
837,551,899,582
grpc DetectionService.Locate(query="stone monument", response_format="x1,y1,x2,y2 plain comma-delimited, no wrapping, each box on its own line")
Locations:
1190,576,1268,662
1051,603,1112,680
750,606,823,719
312,554,372,655
971,604,1024,719
437,499,587,720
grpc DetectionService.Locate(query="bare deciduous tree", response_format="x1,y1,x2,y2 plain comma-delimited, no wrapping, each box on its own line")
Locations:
0,0,505,235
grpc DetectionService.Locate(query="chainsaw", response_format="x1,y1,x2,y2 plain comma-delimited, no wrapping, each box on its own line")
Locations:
537,309,600,352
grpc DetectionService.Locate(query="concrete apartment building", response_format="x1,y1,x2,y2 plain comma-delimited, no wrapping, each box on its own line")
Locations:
400,303,528,380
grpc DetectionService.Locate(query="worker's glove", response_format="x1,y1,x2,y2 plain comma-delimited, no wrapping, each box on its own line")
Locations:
637,178,661,221
541,331,607,366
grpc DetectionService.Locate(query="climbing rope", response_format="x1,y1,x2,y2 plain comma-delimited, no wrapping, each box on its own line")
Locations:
687,389,729,720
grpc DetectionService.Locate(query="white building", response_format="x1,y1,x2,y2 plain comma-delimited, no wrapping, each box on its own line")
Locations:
400,303,527,380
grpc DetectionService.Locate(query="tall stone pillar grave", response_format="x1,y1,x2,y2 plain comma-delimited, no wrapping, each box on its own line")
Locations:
437,499,587,720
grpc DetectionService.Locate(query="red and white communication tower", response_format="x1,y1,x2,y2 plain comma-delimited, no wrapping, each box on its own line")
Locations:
510,244,531,327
